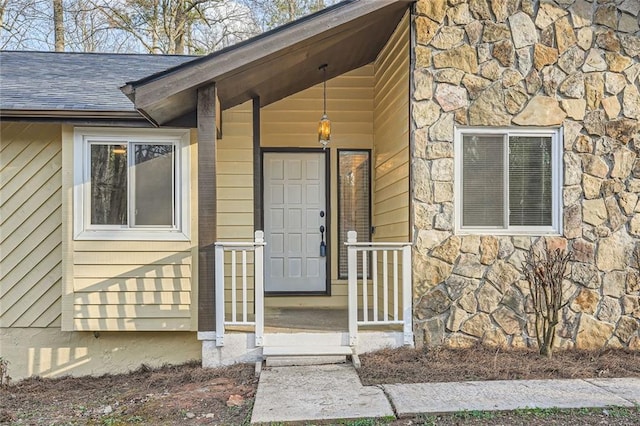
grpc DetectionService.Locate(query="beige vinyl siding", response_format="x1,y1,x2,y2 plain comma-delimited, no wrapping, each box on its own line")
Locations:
59,128,197,332
217,102,254,240
0,123,63,328
373,13,410,244
216,102,257,318
262,66,375,307
70,242,193,331
372,14,410,318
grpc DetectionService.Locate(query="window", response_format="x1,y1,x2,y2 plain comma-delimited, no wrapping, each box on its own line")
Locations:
338,150,371,278
454,128,562,234
74,128,190,240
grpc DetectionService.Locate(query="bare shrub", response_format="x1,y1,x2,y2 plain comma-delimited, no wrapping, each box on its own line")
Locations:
0,357,10,387
522,244,571,358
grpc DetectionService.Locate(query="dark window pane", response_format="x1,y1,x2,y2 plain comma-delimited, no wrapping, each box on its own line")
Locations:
462,135,505,227
133,144,174,226
338,151,370,278
90,144,128,225
509,136,552,226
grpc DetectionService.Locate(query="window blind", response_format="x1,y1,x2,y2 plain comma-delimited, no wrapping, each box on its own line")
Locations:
462,135,505,227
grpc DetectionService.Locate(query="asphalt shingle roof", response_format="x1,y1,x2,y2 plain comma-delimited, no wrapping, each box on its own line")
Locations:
0,51,197,112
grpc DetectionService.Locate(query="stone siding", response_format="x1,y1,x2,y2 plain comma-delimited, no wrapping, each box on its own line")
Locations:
411,0,640,350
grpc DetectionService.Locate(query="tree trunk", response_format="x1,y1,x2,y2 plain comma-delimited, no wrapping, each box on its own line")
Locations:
53,0,65,51
173,0,186,54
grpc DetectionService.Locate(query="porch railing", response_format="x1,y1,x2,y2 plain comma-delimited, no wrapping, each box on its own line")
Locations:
214,231,265,347
345,231,413,346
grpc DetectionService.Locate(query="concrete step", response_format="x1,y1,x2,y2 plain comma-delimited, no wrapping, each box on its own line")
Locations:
263,345,353,357
262,345,353,367
263,332,347,347
265,355,348,367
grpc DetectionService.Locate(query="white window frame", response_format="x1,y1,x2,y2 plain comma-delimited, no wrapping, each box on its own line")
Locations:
454,126,563,236
74,127,191,241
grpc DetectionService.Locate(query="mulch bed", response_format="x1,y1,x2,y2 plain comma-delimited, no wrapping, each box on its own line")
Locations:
359,345,640,386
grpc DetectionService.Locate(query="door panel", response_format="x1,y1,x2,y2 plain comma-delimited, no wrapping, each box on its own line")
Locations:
264,152,327,293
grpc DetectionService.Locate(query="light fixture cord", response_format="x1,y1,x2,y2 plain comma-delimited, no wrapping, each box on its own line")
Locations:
323,65,327,115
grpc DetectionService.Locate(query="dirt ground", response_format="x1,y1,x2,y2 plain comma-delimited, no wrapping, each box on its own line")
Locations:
0,361,257,425
1,346,640,425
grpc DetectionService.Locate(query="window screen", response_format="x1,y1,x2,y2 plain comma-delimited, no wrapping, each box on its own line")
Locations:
133,144,175,226
338,150,371,278
509,136,553,226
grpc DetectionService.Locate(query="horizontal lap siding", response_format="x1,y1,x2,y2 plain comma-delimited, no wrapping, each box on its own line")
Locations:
1,123,63,328
71,243,193,331
373,15,410,244
217,102,256,316
373,15,410,318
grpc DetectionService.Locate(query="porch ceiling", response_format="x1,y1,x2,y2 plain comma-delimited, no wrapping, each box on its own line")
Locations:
121,0,413,126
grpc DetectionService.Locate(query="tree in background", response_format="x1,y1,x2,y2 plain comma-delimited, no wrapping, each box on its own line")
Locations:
0,0,335,53
243,0,337,31
52,0,63,50
1,0,52,50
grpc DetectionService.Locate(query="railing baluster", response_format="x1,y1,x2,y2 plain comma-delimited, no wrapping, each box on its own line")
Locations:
393,249,398,321
383,250,388,321
362,251,368,322
242,249,248,323
215,245,225,347
231,250,237,322
347,231,358,346
402,244,412,345
254,231,264,347
372,249,378,322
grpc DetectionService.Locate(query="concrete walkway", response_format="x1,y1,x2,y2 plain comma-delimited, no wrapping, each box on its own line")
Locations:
384,378,639,417
251,365,640,424
251,364,394,424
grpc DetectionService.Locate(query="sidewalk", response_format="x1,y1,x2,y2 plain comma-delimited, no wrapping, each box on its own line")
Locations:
250,364,640,424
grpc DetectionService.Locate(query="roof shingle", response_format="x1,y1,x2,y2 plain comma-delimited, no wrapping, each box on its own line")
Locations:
0,51,197,112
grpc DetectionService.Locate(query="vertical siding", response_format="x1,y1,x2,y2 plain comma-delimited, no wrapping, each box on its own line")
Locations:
373,14,410,243
0,122,63,328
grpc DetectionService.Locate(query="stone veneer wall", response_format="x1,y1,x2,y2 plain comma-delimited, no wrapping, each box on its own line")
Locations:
411,0,640,350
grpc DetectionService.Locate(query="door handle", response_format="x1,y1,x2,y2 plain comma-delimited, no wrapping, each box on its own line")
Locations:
319,225,326,257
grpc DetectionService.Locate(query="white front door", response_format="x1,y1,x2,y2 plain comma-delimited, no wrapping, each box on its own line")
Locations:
263,152,328,293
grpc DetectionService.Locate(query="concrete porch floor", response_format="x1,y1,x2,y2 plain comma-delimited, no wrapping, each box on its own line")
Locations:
225,307,402,333
265,307,402,333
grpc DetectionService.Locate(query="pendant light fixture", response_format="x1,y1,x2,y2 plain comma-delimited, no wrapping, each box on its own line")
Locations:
318,64,331,148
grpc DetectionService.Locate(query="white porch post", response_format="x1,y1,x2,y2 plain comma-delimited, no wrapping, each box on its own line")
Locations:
254,230,265,347
215,244,225,346
402,244,413,345
347,231,358,347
